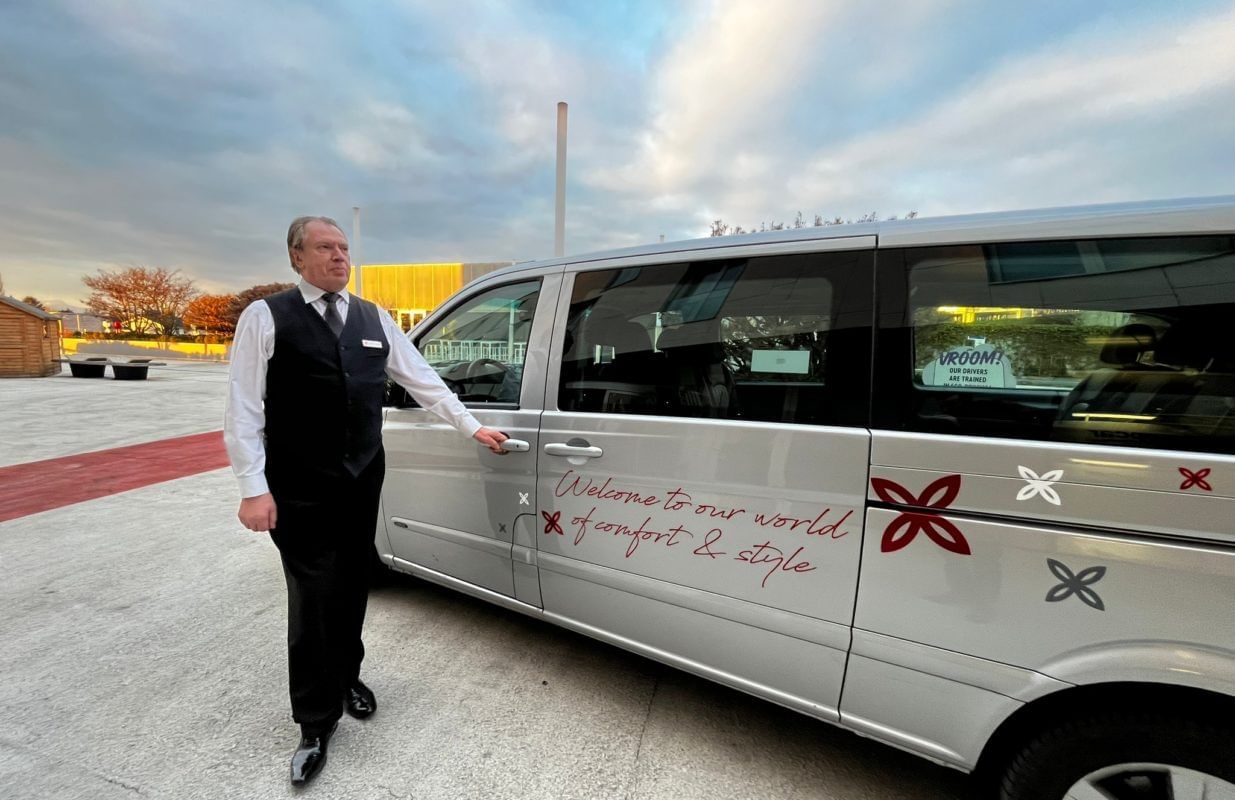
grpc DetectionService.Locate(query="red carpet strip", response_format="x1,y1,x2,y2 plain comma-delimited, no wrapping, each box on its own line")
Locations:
0,431,229,523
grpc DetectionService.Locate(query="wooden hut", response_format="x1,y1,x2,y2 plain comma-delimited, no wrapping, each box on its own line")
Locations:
0,296,62,377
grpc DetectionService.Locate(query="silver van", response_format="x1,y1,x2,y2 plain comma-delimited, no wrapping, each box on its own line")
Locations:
377,196,1235,799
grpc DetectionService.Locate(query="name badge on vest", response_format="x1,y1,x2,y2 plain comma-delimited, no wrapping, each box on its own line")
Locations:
362,339,383,349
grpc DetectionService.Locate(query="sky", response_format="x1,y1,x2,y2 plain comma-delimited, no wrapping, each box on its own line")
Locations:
2,0,1234,308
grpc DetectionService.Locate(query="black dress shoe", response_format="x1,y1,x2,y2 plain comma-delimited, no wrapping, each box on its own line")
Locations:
344,681,376,719
290,721,336,786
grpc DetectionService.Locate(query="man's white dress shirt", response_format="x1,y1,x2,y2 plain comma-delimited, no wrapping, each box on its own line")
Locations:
224,281,481,498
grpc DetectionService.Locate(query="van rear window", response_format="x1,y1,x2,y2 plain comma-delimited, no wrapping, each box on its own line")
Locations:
888,236,1235,454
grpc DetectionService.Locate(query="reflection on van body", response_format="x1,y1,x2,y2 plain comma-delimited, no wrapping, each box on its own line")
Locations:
378,197,1235,799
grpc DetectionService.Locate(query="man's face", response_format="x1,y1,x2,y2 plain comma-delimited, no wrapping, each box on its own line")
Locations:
293,221,351,293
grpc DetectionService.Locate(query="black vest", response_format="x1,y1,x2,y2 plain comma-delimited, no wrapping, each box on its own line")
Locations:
263,288,390,495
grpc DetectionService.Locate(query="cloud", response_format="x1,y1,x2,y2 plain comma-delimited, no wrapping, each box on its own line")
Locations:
586,0,847,201
406,0,646,181
583,1,1235,233
579,0,969,234
334,102,441,172
3,0,1234,305
785,3,1235,218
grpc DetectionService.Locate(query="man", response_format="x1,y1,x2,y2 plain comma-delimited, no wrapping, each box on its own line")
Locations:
224,216,507,785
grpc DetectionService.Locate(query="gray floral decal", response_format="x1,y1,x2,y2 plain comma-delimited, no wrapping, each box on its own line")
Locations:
1045,558,1107,611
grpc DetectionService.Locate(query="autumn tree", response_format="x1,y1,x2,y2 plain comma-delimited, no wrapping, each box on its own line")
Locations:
225,282,296,328
184,293,238,335
709,210,917,236
82,266,198,336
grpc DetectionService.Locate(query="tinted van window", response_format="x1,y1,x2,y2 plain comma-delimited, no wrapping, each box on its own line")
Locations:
875,236,1235,453
558,250,873,426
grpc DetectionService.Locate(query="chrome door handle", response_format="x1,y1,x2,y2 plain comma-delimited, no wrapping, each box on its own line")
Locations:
500,438,531,452
544,443,604,458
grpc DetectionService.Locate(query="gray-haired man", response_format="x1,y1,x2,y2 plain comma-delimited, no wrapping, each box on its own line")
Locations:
224,216,507,784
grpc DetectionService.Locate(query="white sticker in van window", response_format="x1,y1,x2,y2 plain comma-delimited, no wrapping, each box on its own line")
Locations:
922,344,1016,388
751,350,810,375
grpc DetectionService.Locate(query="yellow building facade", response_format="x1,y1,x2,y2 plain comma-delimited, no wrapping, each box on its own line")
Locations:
348,262,511,332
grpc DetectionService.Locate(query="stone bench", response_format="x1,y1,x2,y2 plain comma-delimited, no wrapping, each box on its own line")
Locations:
62,357,168,380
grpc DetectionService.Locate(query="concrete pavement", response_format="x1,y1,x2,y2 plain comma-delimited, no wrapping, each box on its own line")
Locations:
0,365,970,799
0,362,229,468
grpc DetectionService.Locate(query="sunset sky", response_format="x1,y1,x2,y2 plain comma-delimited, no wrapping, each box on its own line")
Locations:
3,0,1234,307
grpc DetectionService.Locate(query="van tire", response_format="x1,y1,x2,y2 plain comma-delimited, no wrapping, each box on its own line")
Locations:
1000,712,1235,800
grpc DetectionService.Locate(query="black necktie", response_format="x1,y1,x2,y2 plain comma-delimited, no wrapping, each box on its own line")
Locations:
322,292,344,338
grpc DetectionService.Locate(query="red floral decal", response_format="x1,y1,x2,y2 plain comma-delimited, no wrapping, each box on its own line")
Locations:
870,474,970,555
1178,467,1212,492
541,510,564,535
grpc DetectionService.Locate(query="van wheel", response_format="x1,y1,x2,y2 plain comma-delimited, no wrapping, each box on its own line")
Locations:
1000,712,1235,800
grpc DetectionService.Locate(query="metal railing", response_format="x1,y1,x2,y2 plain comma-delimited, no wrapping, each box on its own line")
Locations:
421,339,526,364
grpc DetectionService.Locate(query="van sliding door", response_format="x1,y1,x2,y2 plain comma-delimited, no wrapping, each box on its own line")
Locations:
534,238,875,720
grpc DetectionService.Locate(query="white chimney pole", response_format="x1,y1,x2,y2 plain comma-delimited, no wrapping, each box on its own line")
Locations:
352,206,363,298
554,102,568,258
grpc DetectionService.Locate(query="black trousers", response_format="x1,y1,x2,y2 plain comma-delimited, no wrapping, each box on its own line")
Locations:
269,452,384,736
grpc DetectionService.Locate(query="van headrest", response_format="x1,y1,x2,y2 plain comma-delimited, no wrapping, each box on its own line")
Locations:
657,321,720,351
585,313,652,357
1099,323,1157,367
1149,326,1192,369
610,321,653,356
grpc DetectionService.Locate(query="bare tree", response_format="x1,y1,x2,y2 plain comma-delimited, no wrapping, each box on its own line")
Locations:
707,210,918,236
144,269,199,336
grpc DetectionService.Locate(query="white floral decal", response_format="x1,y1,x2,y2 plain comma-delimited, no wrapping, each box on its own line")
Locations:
1016,466,1063,506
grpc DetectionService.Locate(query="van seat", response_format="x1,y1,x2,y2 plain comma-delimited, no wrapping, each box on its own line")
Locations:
656,324,736,418
568,313,665,412
1059,324,1174,418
